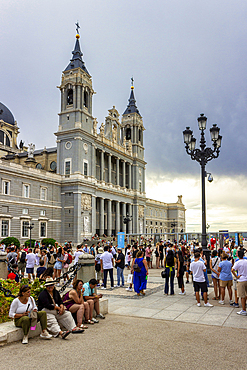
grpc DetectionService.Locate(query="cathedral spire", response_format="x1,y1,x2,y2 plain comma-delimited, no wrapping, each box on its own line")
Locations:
64,25,90,75
123,78,141,116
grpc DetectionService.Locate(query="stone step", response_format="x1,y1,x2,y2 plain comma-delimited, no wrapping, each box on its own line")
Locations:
0,298,108,346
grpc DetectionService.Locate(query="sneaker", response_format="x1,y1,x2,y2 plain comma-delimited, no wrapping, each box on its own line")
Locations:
126,287,132,292
97,284,100,287
22,335,28,344
114,285,120,288
197,303,201,307
237,310,247,316
231,302,240,308
101,287,106,290
96,313,105,319
229,300,234,305
179,291,186,295
40,330,52,339
218,300,225,305
110,287,114,290
91,317,99,323
204,302,213,307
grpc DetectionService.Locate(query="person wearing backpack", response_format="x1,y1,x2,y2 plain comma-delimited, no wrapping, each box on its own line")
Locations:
7,247,17,271
18,245,26,277
210,249,221,300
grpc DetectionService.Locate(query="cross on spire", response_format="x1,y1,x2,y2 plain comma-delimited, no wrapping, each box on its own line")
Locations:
131,76,134,87
75,22,80,34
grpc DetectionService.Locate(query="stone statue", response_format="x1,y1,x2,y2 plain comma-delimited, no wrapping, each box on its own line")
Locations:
177,195,183,204
123,136,126,148
84,216,90,233
81,194,92,210
28,143,35,158
93,118,98,136
100,122,105,137
138,205,144,218
127,140,132,153
19,140,24,150
112,124,117,142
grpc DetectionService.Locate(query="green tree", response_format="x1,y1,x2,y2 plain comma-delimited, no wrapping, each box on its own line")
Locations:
0,237,20,248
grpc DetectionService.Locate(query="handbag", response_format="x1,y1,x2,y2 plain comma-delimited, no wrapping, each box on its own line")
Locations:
161,270,166,278
133,264,141,272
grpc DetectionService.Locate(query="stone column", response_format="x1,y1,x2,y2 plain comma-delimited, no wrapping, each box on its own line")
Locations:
116,157,119,185
122,202,126,233
131,126,133,142
61,88,65,111
91,195,96,237
128,204,133,234
100,150,104,181
128,163,132,189
92,145,96,178
108,154,112,184
100,198,104,236
73,85,76,109
0,252,7,279
107,199,112,236
122,160,126,188
73,192,81,244
115,201,120,234
77,85,81,109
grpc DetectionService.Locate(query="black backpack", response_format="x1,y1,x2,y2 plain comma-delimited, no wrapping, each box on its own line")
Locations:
20,251,26,263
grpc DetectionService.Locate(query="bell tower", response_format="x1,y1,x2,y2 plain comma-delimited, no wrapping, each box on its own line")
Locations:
56,26,96,176
57,30,95,134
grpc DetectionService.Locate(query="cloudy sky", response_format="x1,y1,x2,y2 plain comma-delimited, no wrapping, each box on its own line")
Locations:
1,0,246,232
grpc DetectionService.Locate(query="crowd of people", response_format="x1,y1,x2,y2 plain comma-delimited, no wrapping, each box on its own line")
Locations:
2,237,247,344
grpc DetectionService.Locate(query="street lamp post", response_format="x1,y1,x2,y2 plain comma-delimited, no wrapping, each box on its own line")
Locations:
28,223,34,249
183,113,222,260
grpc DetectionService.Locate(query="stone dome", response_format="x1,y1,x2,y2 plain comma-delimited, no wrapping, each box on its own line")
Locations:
0,102,15,125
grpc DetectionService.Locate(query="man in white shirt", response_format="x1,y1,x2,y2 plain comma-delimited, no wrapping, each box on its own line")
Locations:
73,245,84,265
190,252,213,307
25,248,36,281
100,246,114,289
232,250,247,316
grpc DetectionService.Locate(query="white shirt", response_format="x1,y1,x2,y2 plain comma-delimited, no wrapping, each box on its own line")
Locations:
26,253,36,268
190,260,206,282
74,250,84,264
9,297,37,318
100,251,113,269
233,259,247,282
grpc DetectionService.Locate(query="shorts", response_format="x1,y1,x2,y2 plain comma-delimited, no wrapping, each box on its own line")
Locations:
220,280,233,288
194,281,208,293
18,262,26,273
237,281,247,298
146,257,150,262
96,270,103,280
54,261,63,270
233,279,237,290
26,267,34,274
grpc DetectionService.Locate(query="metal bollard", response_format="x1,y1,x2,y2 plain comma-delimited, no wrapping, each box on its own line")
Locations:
0,252,8,279
77,253,95,283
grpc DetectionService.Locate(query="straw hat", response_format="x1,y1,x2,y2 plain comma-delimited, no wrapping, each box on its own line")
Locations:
45,277,56,286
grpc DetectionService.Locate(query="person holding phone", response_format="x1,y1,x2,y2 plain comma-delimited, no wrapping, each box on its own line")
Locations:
9,285,52,344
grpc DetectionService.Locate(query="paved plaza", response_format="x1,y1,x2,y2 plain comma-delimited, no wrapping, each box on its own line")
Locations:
103,268,247,330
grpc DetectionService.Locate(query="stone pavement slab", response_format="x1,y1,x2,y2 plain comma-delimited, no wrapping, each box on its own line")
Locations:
108,269,247,330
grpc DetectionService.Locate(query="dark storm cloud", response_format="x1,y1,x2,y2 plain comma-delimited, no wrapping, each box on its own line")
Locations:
1,0,247,179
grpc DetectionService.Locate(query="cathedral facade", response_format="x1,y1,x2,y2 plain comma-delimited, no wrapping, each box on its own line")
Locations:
0,33,186,244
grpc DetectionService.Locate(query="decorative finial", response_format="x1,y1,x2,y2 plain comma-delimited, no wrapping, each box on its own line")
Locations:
131,76,134,89
75,21,80,38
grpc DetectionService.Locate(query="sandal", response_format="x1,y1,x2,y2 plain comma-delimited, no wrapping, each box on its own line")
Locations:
61,330,71,339
212,297,217,300
80,324,88,329
85,320,94,325
72,328,84,334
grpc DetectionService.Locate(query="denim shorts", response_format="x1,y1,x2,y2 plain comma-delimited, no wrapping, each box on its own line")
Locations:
54,261,62,270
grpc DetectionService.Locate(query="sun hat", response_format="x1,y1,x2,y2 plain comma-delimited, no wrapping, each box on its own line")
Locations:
45,277,57,286
98,247,104,253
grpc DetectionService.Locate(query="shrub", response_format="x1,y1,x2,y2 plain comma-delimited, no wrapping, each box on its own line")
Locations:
41,238,56,247
0,278,45,324
24,239,36,248
0,237,20,248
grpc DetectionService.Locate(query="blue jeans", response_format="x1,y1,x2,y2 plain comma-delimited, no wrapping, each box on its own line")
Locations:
164,267,175,295
117,267,124,286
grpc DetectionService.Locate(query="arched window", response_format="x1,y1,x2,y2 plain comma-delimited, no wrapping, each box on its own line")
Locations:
84,90,89,108
5,135,10,147
126,128,131,140
67,89,73,105
0,130,4,145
